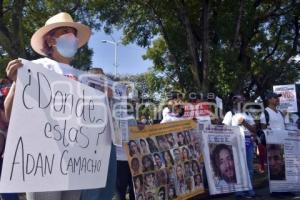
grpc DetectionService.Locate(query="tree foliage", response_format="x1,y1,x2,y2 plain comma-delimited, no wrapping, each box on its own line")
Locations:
0,0,299,104
89,0,300,102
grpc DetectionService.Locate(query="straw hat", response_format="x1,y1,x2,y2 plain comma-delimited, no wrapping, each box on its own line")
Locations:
31,12,91,56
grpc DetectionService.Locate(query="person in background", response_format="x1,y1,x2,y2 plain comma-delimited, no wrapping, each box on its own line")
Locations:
263,92,285,130
160,100,185,123
0,79,19,200
222,94,256,198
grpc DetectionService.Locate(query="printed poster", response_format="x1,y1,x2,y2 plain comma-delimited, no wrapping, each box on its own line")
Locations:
201,125,252,194
126,120,205,200
0,60,112,192
265,129,300,192
273,84,298,112
80,73,128,145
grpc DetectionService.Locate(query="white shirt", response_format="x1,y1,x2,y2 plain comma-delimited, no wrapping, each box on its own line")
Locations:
222,111,255,132
162,107,170,119
32,57,82,79
160,113,184,123
265,107,285,130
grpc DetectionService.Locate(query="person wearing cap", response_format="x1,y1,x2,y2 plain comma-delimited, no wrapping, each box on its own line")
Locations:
263,92,285,130
5,12,116,200
222,94,256,198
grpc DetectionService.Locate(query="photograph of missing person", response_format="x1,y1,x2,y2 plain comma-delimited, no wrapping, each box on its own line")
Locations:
191,160,201,175
158,186,166,200
184,130,192,144
267,144,286,180
153,152,165,169
156,169,168,186
166,167,176,185
172,148,182,163
142,154,155,172
144,172,157,190
130,157,141,176
156,135,170,151
133,175,144,194
210,144,237,186
194,142,202,159
136,193,145,200
140,138,150,154
162,150,174,167
184,161,193,176
194,174,202,187
166,133,176,148
185,176,194,192
129,140,141,157
167,184,177,199
146,137,159,153
177,132,187,146
181,146,190,161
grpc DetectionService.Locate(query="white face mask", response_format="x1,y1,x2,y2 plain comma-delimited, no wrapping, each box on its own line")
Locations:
55,33,78,58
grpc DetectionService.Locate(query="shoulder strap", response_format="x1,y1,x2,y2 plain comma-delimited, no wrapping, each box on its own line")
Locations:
278,110,285,119
264,109,269,126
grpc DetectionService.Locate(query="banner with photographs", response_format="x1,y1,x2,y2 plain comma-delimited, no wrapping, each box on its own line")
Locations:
265,129,300,192
201,125,252,195
273,84,298,113
125,120,205,200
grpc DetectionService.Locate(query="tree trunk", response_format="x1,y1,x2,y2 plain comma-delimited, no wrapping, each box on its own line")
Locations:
175,0,201,89
201,0,209,93
0,0,26,58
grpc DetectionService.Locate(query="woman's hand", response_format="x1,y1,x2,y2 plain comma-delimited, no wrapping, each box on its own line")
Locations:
6,59,23,81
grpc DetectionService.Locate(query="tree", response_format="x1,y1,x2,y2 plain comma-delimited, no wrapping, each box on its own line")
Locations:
89,0,299,103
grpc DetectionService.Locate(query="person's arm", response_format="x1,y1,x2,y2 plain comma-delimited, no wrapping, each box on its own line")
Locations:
4,82,16,120
240,118,256,134
4,59,23,121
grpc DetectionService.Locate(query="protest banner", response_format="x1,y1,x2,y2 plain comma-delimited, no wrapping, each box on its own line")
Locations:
80,74,129,145
0,60,112,192
273,84,298,112
265,129,300,192
201,125,252,195
126,120,205,200
183,102,212,125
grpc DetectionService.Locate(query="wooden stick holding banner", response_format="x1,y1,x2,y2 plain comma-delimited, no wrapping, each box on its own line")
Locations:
0,59,112,192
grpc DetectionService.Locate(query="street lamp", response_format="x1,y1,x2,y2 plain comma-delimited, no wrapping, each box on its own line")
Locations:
101,39,121,77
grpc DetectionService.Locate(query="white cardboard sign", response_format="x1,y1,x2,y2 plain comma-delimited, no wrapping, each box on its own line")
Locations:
0,60,112,192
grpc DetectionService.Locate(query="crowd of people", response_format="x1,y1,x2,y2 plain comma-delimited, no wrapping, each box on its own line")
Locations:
0,12,299,200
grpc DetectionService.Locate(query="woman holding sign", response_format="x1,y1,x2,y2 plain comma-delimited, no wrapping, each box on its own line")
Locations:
4,12,116,200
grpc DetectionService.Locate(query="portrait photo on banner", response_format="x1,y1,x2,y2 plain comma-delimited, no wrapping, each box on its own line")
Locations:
265,129,300,193
125,121,204,200
267,144,286,181
209,143,237,186
201,125,252,195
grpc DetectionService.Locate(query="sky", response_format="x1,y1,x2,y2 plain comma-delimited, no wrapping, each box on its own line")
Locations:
88,29,153,76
